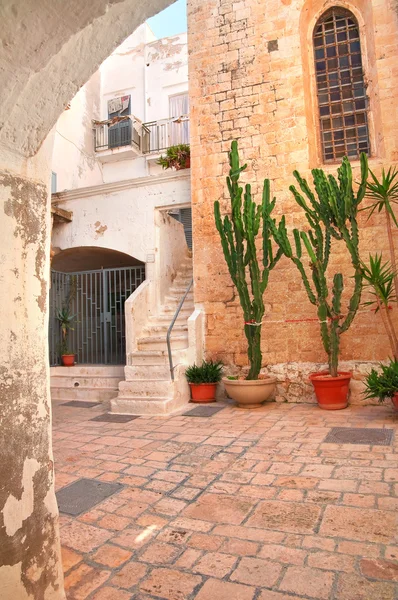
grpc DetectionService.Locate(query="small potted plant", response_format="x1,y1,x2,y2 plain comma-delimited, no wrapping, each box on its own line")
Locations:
363,360,398,409
157,144,190,170
214,141,282,408
56,307,76,366
268,154,368,409
185,360,223,403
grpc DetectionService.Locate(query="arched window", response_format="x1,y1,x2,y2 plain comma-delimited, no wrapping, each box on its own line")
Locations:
313,7,370,162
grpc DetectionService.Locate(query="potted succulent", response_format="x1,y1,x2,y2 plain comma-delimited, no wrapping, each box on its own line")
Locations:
185,360,223,403
363,360,398,409
214,141,282,408
157,144,190,170
56,307,76,366
268,154,368,409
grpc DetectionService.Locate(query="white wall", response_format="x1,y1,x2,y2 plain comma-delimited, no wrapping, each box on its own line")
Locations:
145,33,189,122
51,26,189,190
52,71,103,192
52,173,191,263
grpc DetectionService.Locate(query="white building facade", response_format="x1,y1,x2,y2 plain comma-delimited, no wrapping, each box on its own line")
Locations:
50,24,199,414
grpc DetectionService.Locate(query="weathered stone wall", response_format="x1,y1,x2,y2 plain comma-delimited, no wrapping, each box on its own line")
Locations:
0,1,176,598
187,0,398,395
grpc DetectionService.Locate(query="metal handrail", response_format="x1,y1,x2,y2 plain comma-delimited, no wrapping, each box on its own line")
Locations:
167,277,193,381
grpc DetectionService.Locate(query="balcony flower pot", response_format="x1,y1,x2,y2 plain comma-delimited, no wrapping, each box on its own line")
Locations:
392,393,398,410
186,360,223,404
189,383,217,403
309,371,352,410
157,144,190,171
223,376,276,409
61,354,75,367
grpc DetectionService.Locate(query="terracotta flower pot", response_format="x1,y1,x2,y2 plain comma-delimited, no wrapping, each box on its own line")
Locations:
391,393,398,410
223,376,276,409
61,354,75,367
189,382,217,403
309,371,352,410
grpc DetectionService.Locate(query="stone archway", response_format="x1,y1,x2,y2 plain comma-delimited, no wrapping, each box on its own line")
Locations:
0,2,174,598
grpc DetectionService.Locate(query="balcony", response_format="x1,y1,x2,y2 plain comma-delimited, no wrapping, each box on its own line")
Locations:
143,115,190,155
93,115,190,162
93,115,149,162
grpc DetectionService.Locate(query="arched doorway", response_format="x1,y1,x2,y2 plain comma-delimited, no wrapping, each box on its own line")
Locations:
50,247,145,365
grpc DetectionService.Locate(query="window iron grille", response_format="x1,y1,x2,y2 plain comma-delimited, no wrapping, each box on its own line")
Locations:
313,7,370,162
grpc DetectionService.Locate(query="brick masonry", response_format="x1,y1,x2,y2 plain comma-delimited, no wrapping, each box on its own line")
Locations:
187,0,398,401
55,400,398,599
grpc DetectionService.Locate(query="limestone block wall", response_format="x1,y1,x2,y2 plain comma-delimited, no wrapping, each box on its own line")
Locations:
187,0,398,401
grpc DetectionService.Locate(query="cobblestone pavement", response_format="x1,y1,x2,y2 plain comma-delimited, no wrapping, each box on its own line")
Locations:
53,400,398,600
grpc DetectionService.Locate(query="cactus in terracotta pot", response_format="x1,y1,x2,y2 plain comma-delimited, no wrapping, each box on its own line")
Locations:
268,154,368,377
214,141,282,380
267,154,368,408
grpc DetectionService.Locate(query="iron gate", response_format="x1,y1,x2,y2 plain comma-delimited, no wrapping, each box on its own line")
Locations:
49,266,145,366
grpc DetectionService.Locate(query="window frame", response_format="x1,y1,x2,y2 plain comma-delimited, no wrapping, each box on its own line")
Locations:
313,6,370,163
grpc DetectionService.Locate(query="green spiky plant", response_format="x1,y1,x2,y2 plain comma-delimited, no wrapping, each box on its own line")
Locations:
361,254,398,359
214,141,283,380
364,167,398,300
267,154,368,377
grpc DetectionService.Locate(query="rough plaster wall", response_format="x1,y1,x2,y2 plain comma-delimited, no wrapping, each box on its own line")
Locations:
0,1,176,597
145,33,189,121
51,176,191,262
187,0,398,382
0,0,176,157
53,70,103,192
0,141,64,599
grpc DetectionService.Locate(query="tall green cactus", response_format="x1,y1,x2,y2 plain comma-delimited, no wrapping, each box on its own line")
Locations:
268,154,368,377
214,141,282,380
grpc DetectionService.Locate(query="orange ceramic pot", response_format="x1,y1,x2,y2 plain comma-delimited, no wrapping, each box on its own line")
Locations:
61,354,75,367
189,383,217,403
392,393,398,410
309,371,352,410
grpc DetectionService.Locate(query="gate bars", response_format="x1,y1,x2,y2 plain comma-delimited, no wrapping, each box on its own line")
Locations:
49,266,145,366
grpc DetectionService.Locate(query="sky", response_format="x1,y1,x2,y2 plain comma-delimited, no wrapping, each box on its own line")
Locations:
147,0,187,38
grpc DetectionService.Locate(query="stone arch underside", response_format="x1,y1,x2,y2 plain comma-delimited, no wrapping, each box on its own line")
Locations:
0,1,175,599
0,0,174,158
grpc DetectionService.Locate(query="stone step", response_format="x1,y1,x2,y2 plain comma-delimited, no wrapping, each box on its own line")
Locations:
169,285,193,295
111,396,177,416
50,365,125,377
50,375,123,389
142,323,188,335
148,314,188,324
125,364,171,380
118,379,173,398
137,334,188,351
128,350,168,366
160,304,194,315
51,387,117,402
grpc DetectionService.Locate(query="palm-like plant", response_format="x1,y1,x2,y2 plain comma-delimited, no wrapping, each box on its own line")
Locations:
56,307,75,355
365,167,398,299
361,254,398,358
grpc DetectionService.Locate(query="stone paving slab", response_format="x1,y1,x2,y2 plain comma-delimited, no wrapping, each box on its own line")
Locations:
57,478,124,516
324,427,394,446
52,399,398,600
90,414,140,423
62,400,101,408
183,405,226,417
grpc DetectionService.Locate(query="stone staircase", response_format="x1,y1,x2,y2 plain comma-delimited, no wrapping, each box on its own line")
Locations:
111,258,193,415
50,365,125,404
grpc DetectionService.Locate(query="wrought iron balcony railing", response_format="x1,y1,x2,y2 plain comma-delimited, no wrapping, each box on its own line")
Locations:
93,116,149,153
142,115,190,154
93,115,190,155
